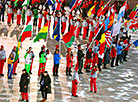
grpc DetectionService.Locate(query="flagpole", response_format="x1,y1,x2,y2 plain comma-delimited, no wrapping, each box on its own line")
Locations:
59,16,62,55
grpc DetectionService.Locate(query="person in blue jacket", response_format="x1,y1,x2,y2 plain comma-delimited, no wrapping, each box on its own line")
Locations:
53,49,61,76
115,42,123,66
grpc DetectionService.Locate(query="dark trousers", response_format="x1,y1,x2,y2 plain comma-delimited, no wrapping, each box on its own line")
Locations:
0,11,5,22
116,55,121,65
53,64,59,75
78,60,83,73
41,90,47,99
66,67,71,75
33,18,38,26
111,57,115,67
98,58,102,70
12,13,14,23
123,50,128,61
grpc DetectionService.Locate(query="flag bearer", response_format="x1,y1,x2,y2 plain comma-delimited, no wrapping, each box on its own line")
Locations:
0,45,6,76
110,44,117,67
7,53,14,79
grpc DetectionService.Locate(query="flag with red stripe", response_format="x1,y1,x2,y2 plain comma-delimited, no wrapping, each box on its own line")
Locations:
105,30,112,48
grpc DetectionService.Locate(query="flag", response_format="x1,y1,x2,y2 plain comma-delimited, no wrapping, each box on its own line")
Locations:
97,0,111,17
103,12,115,31
129,4,138,19
111,2,117,13
133,39,138,49
14,41,21,62
95,26,105,43
52,19,61,41
117,1,127,21
69,0,77,9
129,22,138,32
14,0,18,7
105,30,112,48
88,2,98,16
94,21,100,36
34,22,48,43
112,23,121,36
48,0,56,5
21,20,33,42
22,0,30,7
63,26,76,48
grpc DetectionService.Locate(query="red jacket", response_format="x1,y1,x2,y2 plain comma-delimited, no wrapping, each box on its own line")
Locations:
66,53,73,68
110,47,116,58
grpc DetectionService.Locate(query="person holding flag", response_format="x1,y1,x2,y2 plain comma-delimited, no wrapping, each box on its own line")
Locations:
12,46,19,75
7,53,14,79
0,45,6,76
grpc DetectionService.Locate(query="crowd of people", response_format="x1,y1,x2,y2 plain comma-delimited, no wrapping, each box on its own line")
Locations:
0,0,133,101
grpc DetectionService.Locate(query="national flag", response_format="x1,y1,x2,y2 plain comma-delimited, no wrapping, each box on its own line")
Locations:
48,0,56,5
117,1,127,21
103,12,115,31
129,4,138,19
111,2,117,13
129,22,138,32
34,22,48,43
69,0,76,9
94,21,100,36
22,0,30,7
14,0,18,7
133,39,138,49
20,20,33,42
63,26,76,48
95,26,105,43
52,19,61,41
97,0,111,17
106,7,111,18
14,41,21,62
88,2,98,16
105,30,112,48
112,23,121,36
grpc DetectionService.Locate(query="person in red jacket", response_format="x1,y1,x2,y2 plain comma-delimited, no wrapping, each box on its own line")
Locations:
61,13,67,34
66,48,73,76
110,44,117,67
0,45,6,76
123,38,130,61
72,64,79,97
90,65,99,93
82,17,88,39
89,19,94,42
16,8,22,26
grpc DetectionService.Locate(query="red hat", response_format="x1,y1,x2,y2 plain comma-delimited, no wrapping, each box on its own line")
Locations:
14,46,16,49
1,45,4,49
68,48,71,52
56,45,59,49
42,45,45,48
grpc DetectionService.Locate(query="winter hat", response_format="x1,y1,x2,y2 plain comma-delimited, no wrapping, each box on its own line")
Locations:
68,48,71,52
44,71,48,73
56,45,59,49
22,69,27,71
78,44,81,49
14,46,16,49
42,45,46,48
1,45,4,49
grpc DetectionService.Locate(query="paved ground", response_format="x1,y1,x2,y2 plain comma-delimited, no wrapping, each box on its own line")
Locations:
0,11,138,101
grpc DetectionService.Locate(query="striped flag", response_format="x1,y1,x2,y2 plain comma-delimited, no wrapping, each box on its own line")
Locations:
105,30,112,48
